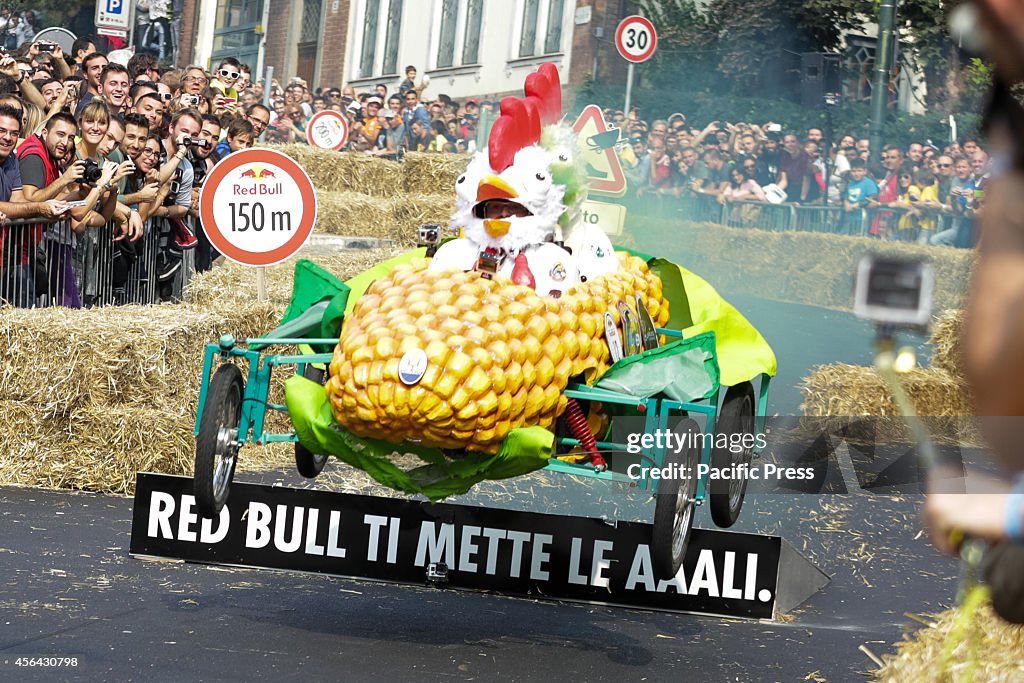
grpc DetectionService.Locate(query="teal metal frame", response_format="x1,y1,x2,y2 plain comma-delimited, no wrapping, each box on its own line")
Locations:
193,330,772,493
194,334,338,446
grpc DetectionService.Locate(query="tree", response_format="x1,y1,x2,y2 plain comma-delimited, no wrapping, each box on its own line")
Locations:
897,0,987,114
636,0,866,98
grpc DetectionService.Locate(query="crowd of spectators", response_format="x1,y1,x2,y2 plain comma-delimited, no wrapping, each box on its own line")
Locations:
610,111,985,247
0,41,986,310
299,66,982,248
0,37,276,308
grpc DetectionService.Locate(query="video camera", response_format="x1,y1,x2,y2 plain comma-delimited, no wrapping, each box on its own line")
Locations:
183,137,211,150
417,223,441,257
854,255,934,330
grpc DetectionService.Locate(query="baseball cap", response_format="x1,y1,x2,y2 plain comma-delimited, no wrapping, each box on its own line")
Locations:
367,95,383,105
382,109,396,119
466,99,479,106
346,101,362,113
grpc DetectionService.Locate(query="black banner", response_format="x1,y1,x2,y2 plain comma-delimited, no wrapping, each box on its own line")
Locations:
130,474,784,619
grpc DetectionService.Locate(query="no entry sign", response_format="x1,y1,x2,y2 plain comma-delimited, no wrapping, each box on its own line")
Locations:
615,15,658,64
198,148,318,267
306,110,350,150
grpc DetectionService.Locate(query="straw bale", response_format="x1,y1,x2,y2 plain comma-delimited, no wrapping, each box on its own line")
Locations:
267,144,402,196
800,363,977,443
401,152,470,194
182,247,397,310
929,309,966,382
876,603,1024,682
801,364,973,417
629,219,975,312
388,193,455,245
316,191,393,237
0,303,279,417
0,401,192,495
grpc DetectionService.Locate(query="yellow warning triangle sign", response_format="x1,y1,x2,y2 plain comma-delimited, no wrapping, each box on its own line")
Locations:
573,104,627,197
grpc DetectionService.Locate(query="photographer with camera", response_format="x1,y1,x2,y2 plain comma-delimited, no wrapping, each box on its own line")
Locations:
189,114,221,272
148,109,202,294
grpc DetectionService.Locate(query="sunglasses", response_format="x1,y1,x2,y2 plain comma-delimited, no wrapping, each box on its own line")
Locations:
219,69,240,80
938,163,952,168
158,92,173,101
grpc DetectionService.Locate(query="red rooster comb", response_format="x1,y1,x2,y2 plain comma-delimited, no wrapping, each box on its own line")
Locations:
489,96,541,172
524,62,562,125
487,63,563,172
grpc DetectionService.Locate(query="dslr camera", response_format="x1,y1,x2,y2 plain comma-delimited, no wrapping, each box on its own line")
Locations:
183,137,211,149
854,255,934,329
80,158,103,184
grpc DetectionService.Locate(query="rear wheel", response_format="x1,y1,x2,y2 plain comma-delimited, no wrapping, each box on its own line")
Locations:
295,365,329,478
709,382,756,528
651,417,700,580
195,364,244,518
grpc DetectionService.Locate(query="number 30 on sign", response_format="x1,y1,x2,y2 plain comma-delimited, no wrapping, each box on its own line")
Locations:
199,148,318,267
615,15,658,64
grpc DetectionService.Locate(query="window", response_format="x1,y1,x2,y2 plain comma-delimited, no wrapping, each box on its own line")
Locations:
382,0,403,75
543,0,564,54
359,0,380,78
300,0,324,43
430,0,485,70
354,0,404,79
517,0,566,58
461,0,483,65
519,0,539,58
437,0,458,68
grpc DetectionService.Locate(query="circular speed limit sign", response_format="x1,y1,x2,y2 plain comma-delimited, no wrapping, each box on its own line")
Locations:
615,15,658,63
306,110,349,150
199,148,318,267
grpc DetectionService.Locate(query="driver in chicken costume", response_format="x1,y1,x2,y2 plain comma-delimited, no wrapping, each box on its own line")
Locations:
281,63,777,501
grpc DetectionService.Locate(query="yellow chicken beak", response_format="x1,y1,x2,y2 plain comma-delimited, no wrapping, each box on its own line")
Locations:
484,219,511,237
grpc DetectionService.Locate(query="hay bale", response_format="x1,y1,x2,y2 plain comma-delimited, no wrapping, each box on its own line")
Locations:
930,310,966,382
800,363,977,443
876,603,1024,682
316,190,393,237
267,144,402,196
388,193,455,245
0,401,192,495
630,219,975,313
0,303,279,416
801,364,973,417
182,248,398,310
402,152,470,194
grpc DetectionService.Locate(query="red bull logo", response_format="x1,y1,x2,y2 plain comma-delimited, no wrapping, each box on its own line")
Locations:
238,166,277,180
234,165,284,196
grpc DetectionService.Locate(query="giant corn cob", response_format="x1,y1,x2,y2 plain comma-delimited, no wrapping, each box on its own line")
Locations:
326,253,670,454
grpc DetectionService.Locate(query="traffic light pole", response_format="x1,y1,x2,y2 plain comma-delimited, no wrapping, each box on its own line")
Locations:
869,0,897,159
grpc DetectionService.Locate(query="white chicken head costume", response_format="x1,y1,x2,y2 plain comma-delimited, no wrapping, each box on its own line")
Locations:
451,97,565,253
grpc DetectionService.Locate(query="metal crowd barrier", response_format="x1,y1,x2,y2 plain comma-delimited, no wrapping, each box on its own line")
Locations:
0,214,200,309
630,191,971,246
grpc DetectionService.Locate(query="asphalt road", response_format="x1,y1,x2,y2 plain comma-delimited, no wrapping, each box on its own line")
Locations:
0,472,962,683
0,292,962,682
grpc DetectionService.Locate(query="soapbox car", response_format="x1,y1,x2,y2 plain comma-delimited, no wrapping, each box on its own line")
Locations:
191,250,773,580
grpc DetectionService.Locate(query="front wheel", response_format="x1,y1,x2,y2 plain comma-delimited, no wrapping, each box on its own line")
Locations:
651,417,700,580
195,363,244,518
295,365,329,478
709,382,756,528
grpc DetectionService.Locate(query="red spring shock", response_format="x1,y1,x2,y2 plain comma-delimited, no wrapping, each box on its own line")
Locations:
565,398,606,469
